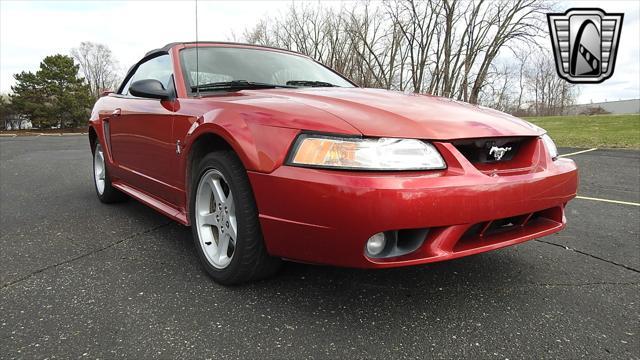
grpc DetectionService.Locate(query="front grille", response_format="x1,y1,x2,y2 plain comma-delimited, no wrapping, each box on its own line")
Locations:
453,137,530,164
451,137,541,175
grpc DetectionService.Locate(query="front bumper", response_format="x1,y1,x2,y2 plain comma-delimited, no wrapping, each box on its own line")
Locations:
248,141,578,268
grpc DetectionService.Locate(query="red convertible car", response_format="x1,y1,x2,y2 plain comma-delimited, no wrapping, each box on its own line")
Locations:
89,42,578,284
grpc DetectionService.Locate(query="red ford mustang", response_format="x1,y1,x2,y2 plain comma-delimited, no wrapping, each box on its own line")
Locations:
89,42,578,284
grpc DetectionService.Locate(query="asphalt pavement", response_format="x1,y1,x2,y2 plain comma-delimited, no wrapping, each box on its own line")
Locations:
1,136,638,359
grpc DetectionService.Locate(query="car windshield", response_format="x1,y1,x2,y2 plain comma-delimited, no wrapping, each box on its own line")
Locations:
180,47,355,93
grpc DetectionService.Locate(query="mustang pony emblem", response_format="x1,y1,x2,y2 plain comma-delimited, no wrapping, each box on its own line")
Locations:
489,146,512,161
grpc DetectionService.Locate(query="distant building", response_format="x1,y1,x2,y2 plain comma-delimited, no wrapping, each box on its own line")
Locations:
565,99,640,115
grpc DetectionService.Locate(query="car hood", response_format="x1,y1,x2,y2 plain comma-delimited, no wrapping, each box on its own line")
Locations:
208,88,544,140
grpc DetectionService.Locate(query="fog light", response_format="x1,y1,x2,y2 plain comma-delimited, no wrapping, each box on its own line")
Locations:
366,233,386,256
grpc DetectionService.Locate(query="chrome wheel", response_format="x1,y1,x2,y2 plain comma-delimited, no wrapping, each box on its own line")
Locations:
94,144,106,195
195,169,237,269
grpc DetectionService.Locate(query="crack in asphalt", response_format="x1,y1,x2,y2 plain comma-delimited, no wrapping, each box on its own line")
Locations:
355,280,638,292
535,239,640,273
0,222,172,290
523,282,639,288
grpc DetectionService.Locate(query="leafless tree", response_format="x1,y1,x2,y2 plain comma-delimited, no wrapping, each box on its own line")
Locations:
478,62,518,112
240,0,573,114
386,0,443,93
71,42,121,98
515,48,530,113
466,0,550,104
526,53,577,116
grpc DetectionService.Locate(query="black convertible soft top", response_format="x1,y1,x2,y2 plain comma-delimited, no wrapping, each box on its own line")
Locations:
144,41,303,58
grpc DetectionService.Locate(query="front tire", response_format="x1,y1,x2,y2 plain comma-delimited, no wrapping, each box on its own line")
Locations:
93,142,127,203
190,151,281,285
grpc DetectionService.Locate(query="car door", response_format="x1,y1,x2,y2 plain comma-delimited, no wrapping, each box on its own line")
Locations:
108,54,180,205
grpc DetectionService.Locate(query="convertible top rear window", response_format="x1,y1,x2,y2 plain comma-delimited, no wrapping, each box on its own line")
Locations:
180,47,354,93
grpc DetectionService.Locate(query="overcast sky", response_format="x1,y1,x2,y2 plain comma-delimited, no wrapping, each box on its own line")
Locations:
1,0,638,104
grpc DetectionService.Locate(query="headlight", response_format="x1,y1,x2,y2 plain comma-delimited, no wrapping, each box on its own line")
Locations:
288,135,446,170
541,134,558,159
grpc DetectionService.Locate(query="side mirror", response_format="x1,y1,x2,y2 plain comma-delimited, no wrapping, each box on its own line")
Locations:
129,79,171,100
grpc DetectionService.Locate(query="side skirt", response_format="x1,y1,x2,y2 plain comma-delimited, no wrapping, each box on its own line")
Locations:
112,181,189,225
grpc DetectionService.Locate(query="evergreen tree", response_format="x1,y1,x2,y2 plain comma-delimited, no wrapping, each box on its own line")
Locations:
10,55,93,128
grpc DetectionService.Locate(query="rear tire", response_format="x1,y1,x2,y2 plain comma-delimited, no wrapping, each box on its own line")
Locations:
190,151,281,285
93,142,127,203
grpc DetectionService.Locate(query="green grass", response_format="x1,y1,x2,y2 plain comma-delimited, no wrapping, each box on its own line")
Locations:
525,114,640,149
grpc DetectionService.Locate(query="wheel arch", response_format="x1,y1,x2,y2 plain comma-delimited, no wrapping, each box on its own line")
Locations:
183,129,243,214
186,131,234,180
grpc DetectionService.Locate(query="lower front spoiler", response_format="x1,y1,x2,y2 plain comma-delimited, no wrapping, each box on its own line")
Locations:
370,206,565,268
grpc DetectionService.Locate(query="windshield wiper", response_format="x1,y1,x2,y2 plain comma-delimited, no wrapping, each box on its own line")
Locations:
286,80,340,88
192,80,296,92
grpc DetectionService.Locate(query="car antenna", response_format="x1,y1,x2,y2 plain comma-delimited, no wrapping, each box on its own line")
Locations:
195,0,200,98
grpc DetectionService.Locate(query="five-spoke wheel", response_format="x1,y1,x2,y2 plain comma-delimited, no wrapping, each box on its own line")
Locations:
195,169,237,269
189,151,281,284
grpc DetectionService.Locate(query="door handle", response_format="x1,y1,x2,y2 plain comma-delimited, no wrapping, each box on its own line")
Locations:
112,108,121,117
